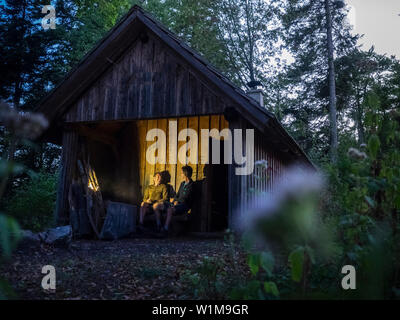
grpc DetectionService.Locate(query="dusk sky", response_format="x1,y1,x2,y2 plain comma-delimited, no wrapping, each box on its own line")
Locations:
346,0,400,58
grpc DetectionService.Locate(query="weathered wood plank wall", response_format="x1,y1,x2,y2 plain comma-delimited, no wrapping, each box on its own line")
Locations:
64,31,231,123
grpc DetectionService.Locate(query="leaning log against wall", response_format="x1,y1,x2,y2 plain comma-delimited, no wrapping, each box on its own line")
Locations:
77,145,106,239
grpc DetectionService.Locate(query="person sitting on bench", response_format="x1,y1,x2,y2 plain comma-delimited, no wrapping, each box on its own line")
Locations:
162,166,194,235
160,170,176,207
139,172,168,231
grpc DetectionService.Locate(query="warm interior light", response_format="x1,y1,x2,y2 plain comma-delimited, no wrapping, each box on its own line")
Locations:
88,168,100,192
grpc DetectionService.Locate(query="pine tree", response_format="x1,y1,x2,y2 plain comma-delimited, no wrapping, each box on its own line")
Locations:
278,0,358,161
335,48,392,144
213,0,280,87
0,0,60,109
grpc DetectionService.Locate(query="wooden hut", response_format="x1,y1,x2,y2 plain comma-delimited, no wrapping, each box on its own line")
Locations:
36,5,313,233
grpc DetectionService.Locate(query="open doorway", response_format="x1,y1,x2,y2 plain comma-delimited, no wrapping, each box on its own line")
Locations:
208,162,229,232
73,121,141,206
196,137,229,232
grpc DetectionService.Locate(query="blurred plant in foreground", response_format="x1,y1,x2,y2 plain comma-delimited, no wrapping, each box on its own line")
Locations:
232,164,338,299
240,166,327,249
0,100,48,299
234,153,398,299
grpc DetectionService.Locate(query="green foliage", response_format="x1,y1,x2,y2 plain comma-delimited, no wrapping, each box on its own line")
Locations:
235,102,400,299
230,243,280,300
260,252,275,277
368,134,380,160
0,214,20,299
278,0,359,158
247,252,275,277
247,253,259,276
0,214,20,260
5,171,57,232
319,67,400,298
264,281,279,297
230,280,267,300
0,147,21,300
288,247,305,282
0,0,61,108
181,256,228,299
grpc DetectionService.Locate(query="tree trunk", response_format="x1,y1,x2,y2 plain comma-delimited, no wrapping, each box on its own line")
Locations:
356,100,365,144
324,0,338,163
13,0,27,110
13,78,22,109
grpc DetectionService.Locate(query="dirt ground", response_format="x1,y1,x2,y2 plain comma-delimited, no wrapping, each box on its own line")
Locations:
1,237,249,300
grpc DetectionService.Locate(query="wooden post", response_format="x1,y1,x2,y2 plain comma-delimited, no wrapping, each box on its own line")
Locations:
55,130,79,226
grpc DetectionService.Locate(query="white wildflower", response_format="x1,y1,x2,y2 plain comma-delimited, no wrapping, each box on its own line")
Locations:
255,159,269,170
0,100,48,140
348,147,368,160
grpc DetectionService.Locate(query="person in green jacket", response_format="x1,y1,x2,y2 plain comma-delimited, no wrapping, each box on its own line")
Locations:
139,172,168,231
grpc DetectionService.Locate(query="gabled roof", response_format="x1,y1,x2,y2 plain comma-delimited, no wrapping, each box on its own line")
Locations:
36,5,313,166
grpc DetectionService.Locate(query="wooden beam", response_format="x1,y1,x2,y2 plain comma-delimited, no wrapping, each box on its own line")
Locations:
74,125,118,147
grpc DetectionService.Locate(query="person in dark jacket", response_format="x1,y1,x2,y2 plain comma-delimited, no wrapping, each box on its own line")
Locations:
162,166,194,234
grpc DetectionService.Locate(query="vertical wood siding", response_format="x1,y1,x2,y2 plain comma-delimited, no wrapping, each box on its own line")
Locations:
228,118,288,229
64,31,229,123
